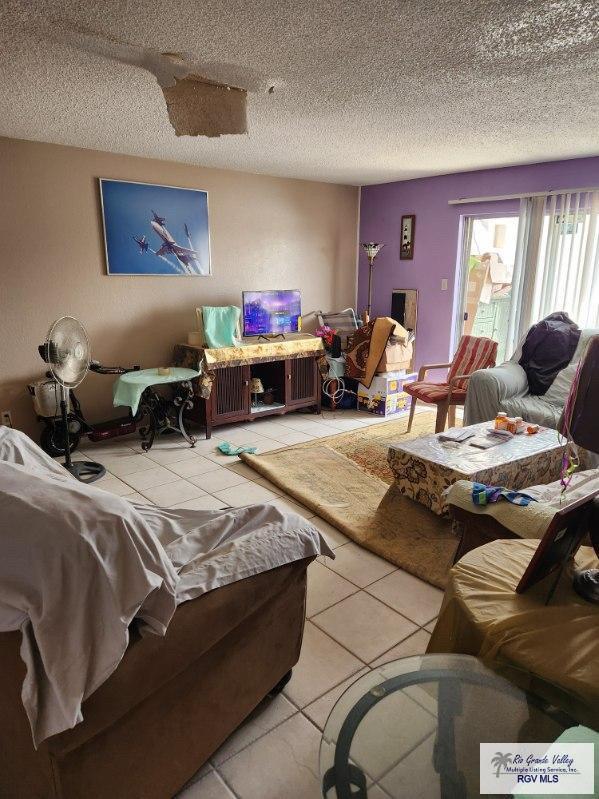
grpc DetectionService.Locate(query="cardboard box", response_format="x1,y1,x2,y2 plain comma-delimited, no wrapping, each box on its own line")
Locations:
357,371,416,416
377,340,413,373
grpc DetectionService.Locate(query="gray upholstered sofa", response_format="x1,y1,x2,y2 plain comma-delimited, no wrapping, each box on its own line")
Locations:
464,327,599,427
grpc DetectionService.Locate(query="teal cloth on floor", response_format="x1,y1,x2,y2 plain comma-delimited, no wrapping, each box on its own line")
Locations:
217,441,257,456
202,306,241,348
113,367,200,416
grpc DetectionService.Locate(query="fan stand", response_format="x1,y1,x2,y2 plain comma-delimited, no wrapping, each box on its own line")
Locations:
59,387,105,483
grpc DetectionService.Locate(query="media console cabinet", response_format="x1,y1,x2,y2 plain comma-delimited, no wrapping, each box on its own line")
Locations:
173,337,325,439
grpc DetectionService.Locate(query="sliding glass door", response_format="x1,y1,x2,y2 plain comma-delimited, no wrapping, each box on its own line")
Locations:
455,190,599,364
455,215,520,363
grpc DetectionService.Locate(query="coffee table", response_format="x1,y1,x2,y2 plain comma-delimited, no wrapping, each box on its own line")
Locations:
387,422,564,515
320,653,588,799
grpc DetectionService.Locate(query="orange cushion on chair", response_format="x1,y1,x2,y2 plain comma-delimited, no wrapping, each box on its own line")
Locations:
404,381,468,403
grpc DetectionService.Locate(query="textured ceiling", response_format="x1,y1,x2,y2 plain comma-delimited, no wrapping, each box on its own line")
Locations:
1,0,599,185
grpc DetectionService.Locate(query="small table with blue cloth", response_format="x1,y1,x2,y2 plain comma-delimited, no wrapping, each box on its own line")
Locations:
113,367,200,451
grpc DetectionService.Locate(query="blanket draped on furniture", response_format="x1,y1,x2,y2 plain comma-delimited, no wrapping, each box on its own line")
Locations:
345,317,408,388
464,324,599,427
0,427,331,747
519,311,580,395
428,538,599,728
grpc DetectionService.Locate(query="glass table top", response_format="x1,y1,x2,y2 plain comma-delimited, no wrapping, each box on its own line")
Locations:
320,654,592,799
387,422,562,471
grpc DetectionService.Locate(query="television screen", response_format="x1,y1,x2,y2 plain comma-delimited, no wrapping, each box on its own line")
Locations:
242,290,302,336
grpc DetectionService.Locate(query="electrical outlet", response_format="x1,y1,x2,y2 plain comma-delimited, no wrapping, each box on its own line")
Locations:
441,278,448,291
1,411,13,428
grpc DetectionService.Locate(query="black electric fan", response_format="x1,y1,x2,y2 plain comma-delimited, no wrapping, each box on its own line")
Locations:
40,316,105,483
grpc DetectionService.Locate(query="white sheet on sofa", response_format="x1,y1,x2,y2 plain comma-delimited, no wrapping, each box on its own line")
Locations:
0,427,333,747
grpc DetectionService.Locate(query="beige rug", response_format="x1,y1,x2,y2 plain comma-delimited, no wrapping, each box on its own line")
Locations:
241,413,458,589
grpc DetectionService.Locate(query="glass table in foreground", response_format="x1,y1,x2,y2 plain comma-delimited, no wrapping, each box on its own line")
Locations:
320,654,594,799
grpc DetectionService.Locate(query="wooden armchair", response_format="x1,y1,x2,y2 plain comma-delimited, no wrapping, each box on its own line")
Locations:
405,335,498,433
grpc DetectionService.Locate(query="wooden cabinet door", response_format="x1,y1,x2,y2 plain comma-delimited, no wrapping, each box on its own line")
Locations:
285,357,318,407
211,365,250,422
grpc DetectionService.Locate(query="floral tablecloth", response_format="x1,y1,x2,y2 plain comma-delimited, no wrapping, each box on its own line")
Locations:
173,337,327,399
387,422,564,516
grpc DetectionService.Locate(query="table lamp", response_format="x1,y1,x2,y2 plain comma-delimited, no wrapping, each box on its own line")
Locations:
250,377,265,407
560,334,599,602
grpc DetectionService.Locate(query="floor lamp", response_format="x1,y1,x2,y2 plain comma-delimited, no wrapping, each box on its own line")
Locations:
361,242,384,322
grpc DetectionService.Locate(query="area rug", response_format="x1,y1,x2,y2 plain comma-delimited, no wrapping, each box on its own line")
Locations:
241,412,458,589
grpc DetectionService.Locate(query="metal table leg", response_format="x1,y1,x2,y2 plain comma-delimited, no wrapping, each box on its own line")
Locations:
137,381,196,452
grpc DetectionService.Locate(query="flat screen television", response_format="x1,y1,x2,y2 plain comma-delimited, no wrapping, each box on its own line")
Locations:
242,290,302,336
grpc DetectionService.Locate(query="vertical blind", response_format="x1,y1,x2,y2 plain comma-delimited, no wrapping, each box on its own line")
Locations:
531,190,599,327
513,190,599,339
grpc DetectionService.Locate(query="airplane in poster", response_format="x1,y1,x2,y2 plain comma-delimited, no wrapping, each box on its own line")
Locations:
133,211,201,273
132,235,149,253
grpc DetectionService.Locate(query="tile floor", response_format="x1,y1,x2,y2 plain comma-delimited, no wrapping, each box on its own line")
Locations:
80,406,443,799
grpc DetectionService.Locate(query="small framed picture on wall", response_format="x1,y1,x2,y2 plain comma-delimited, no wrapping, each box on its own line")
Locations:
400,214,415,260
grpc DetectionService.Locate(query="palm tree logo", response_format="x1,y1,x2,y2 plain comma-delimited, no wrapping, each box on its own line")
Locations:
491,752,513,777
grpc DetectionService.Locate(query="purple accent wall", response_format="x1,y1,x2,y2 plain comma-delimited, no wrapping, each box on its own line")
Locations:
358,156,599,372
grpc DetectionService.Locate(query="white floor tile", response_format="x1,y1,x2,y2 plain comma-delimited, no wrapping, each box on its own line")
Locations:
268,495,314,519
165,457,223,478
269,430,314,445
292,422,344,438
130,436,195,453
321,418,368,431
237,420,289,437
177,495,231,511
187,470,250,493
219,714,321,799
283,621,362,708
303,667,370,730
312,592,418,663
211,694,296,766
203,450,241,466
311,517,350,549
369,629,432,668
213,483,279,507
323,542,396,588
224,462,263,479
306,561,358,617
251,477,284,495
120,465,179,492
346,685,436,780
366,570,444,626
250,439,285,453
140,479,207,507
211,429,279,448
123,491,155,505
81,440,137,455
176,770,235,799
95,474,134,497
145,446,201,466
379,732,440,798
93,452,156,477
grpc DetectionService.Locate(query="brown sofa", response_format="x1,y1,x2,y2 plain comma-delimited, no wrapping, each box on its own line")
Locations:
0,558,313,799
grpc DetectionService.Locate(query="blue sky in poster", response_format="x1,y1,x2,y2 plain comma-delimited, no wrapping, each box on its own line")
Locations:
100,179,210,275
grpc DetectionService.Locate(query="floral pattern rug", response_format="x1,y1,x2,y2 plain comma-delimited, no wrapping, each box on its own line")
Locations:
241,412,458,588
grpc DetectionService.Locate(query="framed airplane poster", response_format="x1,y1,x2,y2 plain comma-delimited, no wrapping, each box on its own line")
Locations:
99,178,211,276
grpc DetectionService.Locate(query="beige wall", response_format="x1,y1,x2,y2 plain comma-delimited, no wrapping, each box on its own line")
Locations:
0,137,359,438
